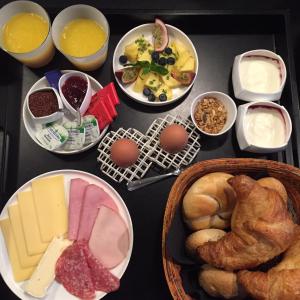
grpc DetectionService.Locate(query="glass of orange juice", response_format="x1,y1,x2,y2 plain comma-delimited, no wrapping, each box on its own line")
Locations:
0,1,55,68
52,5,110,71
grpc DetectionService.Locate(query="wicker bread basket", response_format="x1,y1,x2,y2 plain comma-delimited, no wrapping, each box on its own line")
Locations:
162,158,300,300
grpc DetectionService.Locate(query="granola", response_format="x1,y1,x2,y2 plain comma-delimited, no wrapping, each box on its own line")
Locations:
194,97,227,134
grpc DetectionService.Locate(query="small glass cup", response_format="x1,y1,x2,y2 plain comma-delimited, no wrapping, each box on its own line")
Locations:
52,4,110,71
0,1,55,68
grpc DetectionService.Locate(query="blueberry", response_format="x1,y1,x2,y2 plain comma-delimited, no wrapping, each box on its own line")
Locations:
148,94,156,102
119,55,128,65
159,93,167,102
151,51,159,62
158,57,167,66
167,57,175,65
143,87,151,97
164,47,172,55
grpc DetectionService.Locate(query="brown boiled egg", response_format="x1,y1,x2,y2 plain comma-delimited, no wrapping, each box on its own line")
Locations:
159,124,189,154
110,138,140,168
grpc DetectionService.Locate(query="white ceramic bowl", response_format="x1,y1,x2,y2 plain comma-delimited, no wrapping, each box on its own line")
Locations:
58,71,92,116
26,87,63,124
190,91,237,136
113,23,198,106
235,101,292,153
232,49,287,102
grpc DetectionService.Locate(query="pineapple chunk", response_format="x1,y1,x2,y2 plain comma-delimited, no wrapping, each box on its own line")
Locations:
133,69,149,93
145,73,161,90
176,51,192,70
171,40,188,57
180,56,195,72
138,47,153,63
154,84,173,100
124,43,139,63
161,74,181,88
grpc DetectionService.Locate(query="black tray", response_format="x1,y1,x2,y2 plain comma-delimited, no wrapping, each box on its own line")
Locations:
1,9,300,300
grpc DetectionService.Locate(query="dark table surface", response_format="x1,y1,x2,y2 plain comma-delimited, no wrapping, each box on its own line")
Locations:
1,1,300,300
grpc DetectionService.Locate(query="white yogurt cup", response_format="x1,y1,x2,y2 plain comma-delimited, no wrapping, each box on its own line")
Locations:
232,49,287,102
236,101,292,153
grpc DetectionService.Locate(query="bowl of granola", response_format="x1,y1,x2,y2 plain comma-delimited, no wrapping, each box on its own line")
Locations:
191,91,237,136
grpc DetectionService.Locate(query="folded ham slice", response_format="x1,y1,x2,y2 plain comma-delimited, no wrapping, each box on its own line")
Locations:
77,184,118,241
89,206,130,269
68,178,89,240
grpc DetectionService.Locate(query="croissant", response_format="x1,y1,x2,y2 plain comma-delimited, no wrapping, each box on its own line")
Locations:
197,175,295,271
182,172,236,230
257,177,288,204
238,226,300,300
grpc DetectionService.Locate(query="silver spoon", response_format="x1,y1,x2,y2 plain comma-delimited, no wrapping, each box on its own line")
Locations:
127,167,182,191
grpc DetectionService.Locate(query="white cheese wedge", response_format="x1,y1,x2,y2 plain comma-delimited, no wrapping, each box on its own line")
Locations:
24,236,72,298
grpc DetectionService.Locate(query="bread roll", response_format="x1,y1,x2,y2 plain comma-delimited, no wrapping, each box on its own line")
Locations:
257,177,288,204
185,229,226,257
182,172,236,230
198,265,238,299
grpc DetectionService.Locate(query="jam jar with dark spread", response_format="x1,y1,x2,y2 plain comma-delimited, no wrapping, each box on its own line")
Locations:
61,76,87,109
29,90,59,117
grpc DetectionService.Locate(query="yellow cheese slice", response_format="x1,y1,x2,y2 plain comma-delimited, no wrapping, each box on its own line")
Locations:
18,191,49,255
24,236,72,298
32,175,68,242
0,218,34,282
8,204,42,268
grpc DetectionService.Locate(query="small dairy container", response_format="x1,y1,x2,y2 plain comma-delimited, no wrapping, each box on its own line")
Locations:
58,71,92,117
232,49,287,102
26,87,64,124
236,101,292,153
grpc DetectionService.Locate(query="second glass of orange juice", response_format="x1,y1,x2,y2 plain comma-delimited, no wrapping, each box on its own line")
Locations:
52,5,110,71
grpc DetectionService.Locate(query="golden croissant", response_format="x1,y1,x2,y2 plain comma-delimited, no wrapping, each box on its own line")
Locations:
197,175,295,271
238,226,300,300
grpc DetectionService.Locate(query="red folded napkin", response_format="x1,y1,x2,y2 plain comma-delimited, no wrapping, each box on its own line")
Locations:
86,82,119,130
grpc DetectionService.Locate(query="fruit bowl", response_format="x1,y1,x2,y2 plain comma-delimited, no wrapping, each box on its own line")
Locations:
113,22,199,106
162,158,300,300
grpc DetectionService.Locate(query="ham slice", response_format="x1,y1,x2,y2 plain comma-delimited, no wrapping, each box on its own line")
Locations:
68,178,89,240
77,185,118,241
89,206,130,269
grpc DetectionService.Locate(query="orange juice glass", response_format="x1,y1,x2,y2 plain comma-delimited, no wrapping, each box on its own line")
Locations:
0,1,55,68
52,5,110,71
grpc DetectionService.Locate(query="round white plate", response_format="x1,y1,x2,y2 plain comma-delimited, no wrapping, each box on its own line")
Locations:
113,23,199,106
0,169,133,300
23,71,109,155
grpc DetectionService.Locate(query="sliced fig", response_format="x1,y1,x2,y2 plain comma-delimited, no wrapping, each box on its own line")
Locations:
171,69,195,86
115,67,140,84
153,18,168,52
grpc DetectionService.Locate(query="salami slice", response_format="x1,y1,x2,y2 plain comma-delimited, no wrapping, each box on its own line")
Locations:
79,241,120,293
55,243,95,299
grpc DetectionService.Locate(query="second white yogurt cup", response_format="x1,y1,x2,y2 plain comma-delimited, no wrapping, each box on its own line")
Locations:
236,101,292,153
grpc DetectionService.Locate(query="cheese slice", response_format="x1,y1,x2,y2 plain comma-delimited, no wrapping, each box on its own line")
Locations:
8,204,42,268
24,236,72,298
0,218,34,282
18,190,49,255
32,175,68,242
